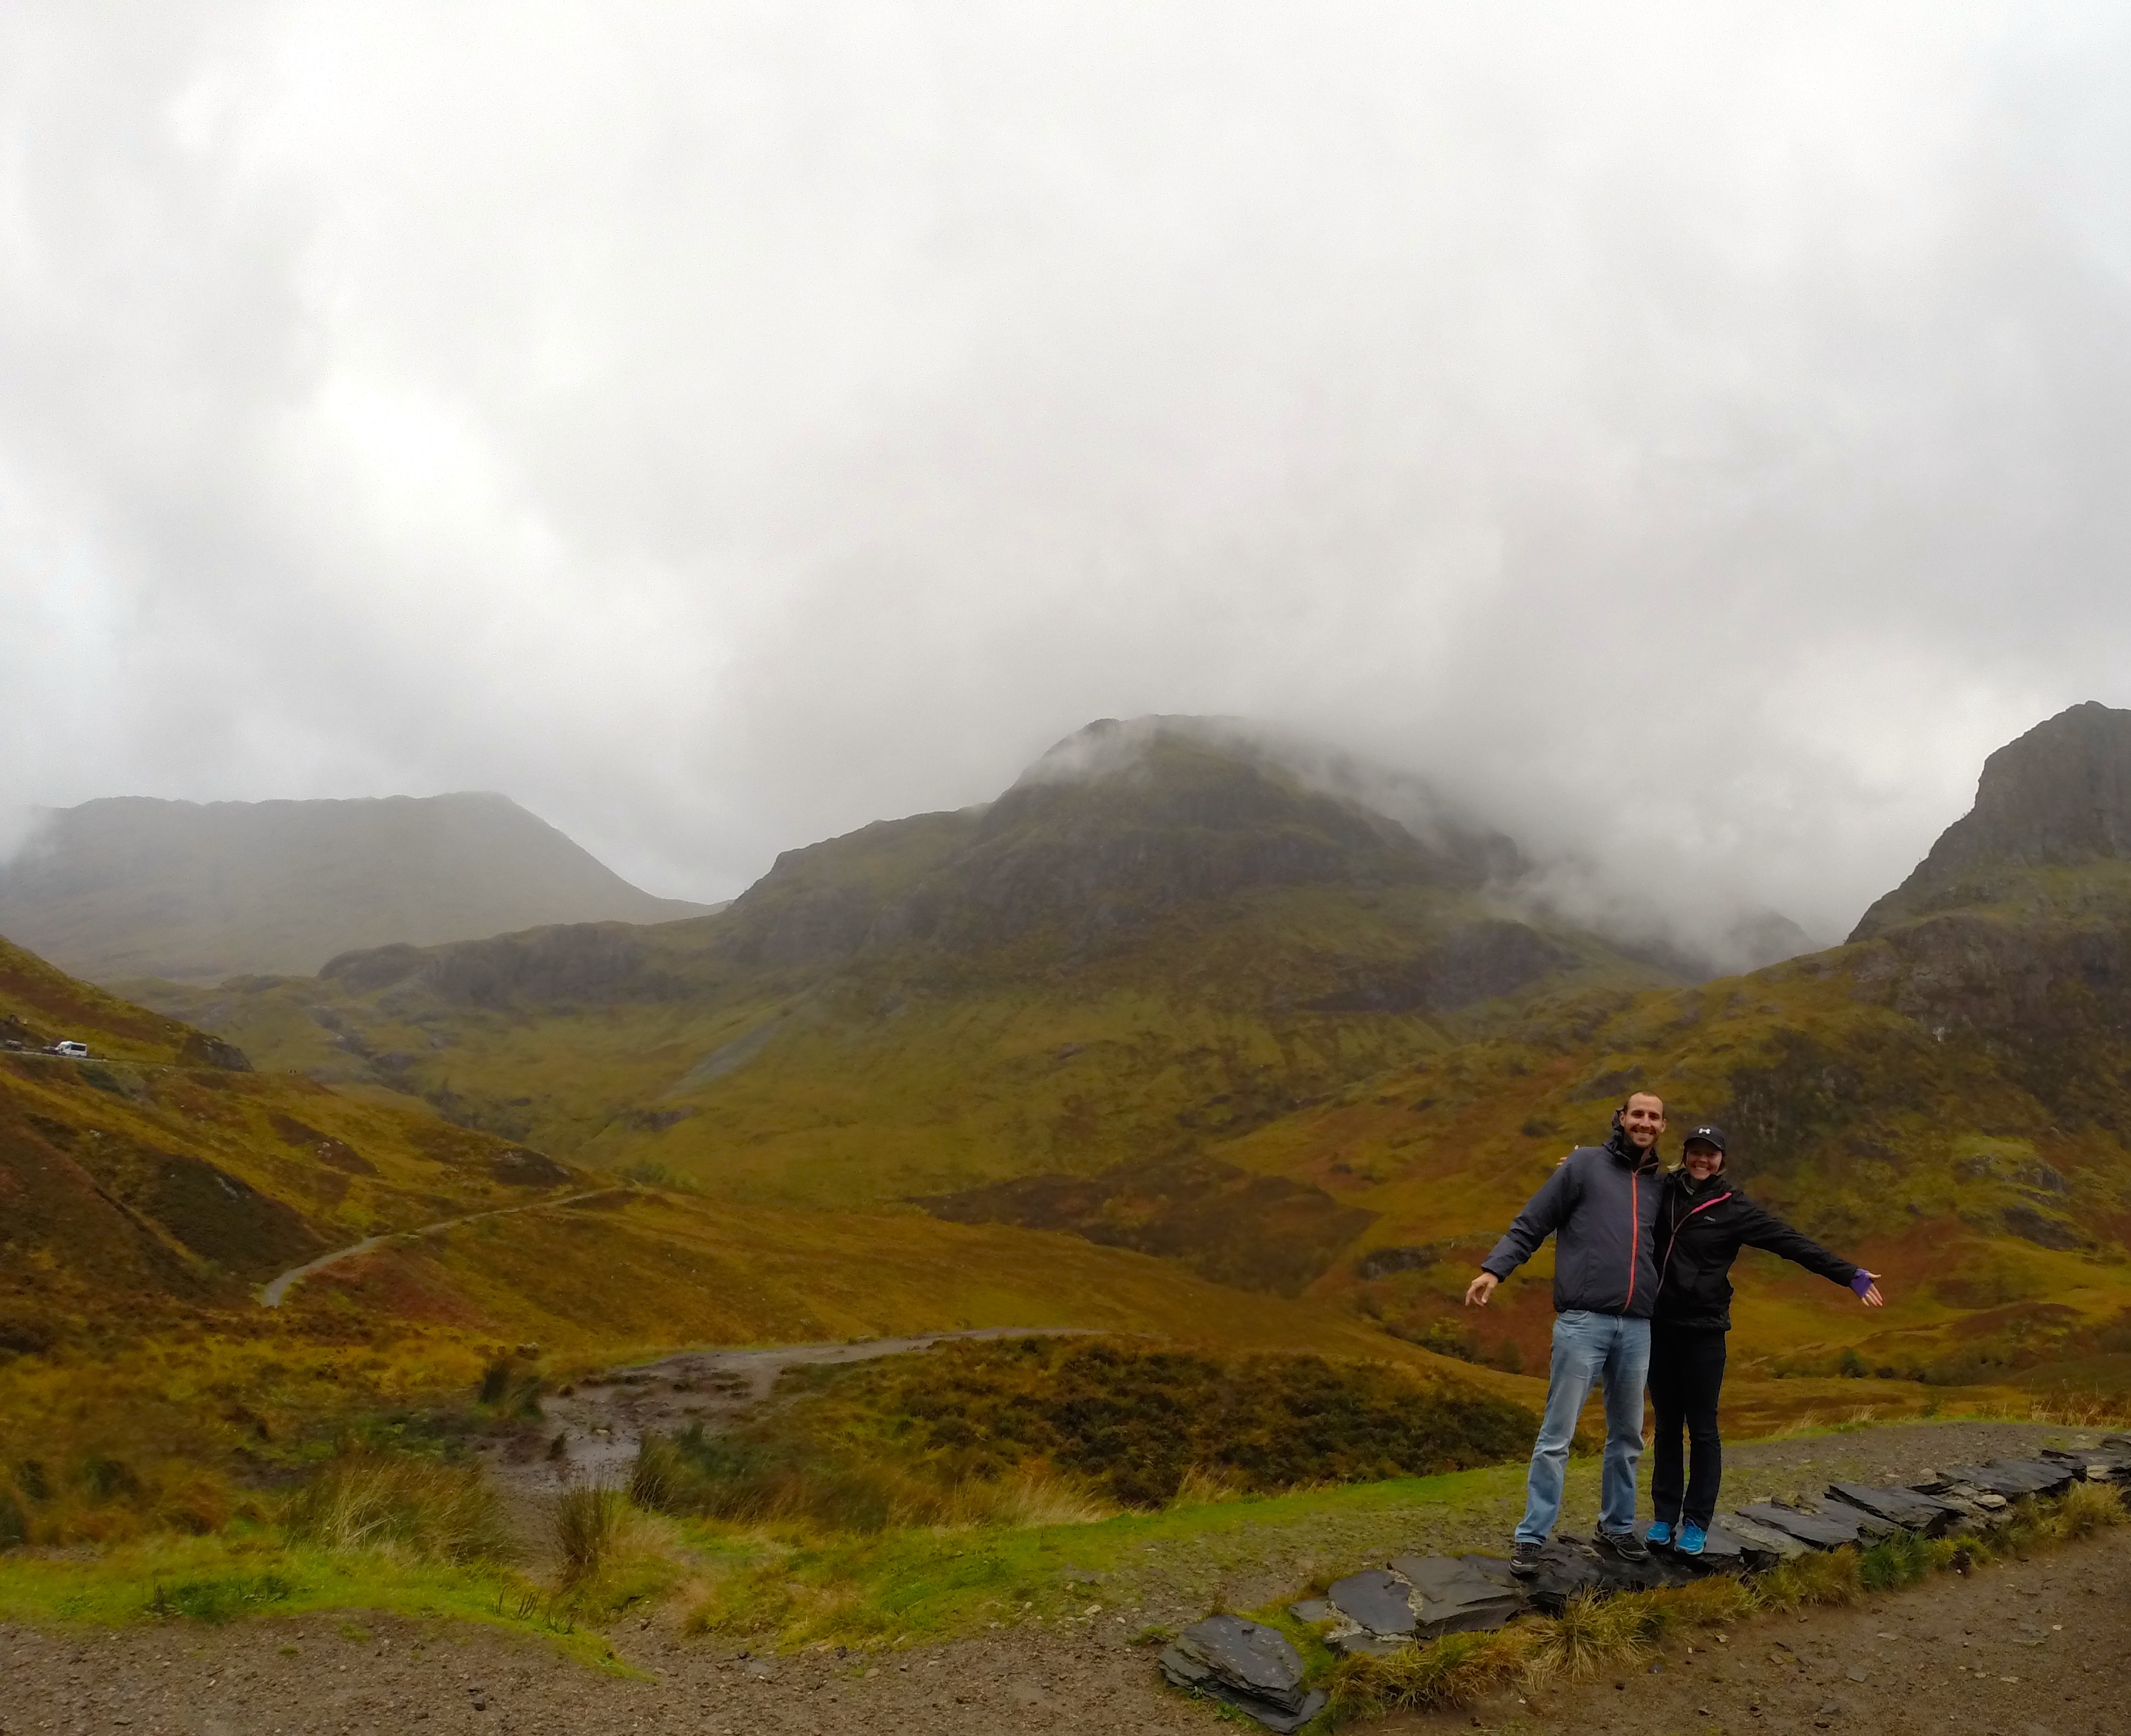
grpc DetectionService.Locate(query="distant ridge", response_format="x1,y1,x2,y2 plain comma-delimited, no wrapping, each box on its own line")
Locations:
0,793,715,983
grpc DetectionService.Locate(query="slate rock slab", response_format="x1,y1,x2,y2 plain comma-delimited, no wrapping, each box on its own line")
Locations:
1826,1482,1963,1535
1285,1599,1335,1625
1940,1460,2076,1501
1456,1554,1523,1590
1734,1501,1888,1549
1386,1555,1526,1636
1328,1568,1417,1637
1518,1536,1608,1614
1159,1617,1328,1733
1716,1511,1811,1560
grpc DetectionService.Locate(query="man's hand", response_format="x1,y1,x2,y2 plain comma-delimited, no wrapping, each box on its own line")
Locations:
1855,1270,1885,1307
1465,1271,1499,1307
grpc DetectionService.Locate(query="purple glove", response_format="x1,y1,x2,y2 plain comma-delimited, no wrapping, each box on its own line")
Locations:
1851,1271,1874,1297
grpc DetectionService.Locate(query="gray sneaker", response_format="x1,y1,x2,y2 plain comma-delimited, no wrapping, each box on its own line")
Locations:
1509,1540,1544,1577
1597,1528,1650,1563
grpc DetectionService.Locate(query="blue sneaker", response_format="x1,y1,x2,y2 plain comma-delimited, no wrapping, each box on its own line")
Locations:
1677,1523,1707,1556
1645,1521,1672,1548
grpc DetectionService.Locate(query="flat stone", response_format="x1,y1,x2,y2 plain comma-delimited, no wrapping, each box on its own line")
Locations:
1716,1512,1811,1560
1456,1554,1523,1590
1285,1599,1335,1624
1826,1482,1964,1534
1327,1568,1417,1637
1159,1616,1311,1713
1734,1501,1886,1548
1157,1643,1329,1735
1384,1556,1524,1636
1940,1461,2076,1501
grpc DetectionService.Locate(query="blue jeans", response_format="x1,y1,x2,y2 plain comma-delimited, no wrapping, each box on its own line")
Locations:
1514,1309,1651,1546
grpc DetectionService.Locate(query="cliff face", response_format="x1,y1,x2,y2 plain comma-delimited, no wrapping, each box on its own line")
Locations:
1852,702,2131,940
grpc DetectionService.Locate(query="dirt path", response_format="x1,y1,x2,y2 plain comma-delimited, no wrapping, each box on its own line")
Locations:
258,1190,629,1307
493,1326,1096,1494
5,1508,2125,1735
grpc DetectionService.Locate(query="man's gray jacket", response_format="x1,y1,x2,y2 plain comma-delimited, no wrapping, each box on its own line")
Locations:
1480,1127,1664,1317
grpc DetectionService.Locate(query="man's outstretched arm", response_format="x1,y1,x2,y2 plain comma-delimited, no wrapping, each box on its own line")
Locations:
1465,1159,1576,1307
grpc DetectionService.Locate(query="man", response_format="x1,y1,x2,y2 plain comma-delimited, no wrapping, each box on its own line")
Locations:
1465,1091,1665,1575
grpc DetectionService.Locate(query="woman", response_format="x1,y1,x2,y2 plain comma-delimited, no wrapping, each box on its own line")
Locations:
1646,1120,1884,1555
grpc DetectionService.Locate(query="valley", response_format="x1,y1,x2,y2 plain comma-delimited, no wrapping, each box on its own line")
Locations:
4,705,2131,1731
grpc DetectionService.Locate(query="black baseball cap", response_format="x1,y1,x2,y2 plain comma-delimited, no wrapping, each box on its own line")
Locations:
1682,1123,1728,1152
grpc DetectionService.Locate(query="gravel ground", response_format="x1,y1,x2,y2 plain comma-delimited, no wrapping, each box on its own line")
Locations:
0,1419,2116,1736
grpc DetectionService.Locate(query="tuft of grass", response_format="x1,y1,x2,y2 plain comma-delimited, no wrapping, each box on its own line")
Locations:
1752,1546,1862,1612
1529,1588,1662,1681
281,1454,503,1564
551,1485,629,1587
1329,1626,1538,1717
2047,1479,2125,1541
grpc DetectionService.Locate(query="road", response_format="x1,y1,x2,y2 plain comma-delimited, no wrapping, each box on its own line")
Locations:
257,1188,629,1306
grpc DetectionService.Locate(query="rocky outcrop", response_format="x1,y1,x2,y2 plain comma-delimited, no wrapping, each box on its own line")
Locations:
1853,701,2131,939
322,922,685,1009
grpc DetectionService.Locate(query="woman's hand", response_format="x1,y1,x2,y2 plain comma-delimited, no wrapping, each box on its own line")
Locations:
1854,1270,1885,1307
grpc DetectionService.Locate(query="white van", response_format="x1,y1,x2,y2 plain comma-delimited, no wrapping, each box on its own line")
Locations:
52,1040,90,1059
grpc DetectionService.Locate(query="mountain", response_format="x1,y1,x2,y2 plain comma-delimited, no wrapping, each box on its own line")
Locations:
139,705,2131,1397
137,719,1676,1258
0,793,717,983
1851,700,2131,938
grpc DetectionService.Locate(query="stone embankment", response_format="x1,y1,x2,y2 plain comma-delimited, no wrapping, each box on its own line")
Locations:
1159,1435,2131,1730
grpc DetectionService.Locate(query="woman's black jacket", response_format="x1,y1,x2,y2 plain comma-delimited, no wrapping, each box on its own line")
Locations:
1652,1169,1859,1332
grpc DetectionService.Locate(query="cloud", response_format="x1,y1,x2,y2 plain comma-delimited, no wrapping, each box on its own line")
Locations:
2,1,2128,942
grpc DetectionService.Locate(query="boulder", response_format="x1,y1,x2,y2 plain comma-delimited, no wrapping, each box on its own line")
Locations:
1158,1616,1328,1733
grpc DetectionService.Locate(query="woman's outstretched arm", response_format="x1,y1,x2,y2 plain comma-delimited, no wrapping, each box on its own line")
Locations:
1736,1201,1884,1304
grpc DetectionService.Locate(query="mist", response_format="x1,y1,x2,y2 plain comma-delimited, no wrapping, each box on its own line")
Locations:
4,2,2130,948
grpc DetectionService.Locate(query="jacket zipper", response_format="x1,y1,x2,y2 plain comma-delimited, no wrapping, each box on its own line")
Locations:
1624,1172,1640,1312
1656,1190,1734,1297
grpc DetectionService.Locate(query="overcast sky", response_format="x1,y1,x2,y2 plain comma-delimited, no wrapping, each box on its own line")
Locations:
4,3,2129,942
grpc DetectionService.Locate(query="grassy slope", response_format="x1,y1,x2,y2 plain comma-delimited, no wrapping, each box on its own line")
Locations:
126,848,2131,1398
140,883,1662,1209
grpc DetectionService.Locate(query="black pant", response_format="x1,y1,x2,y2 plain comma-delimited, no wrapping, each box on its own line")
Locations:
1648,1322,1728,1529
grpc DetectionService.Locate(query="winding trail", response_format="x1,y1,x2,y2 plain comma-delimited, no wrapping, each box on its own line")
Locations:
257,1188,629,1307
